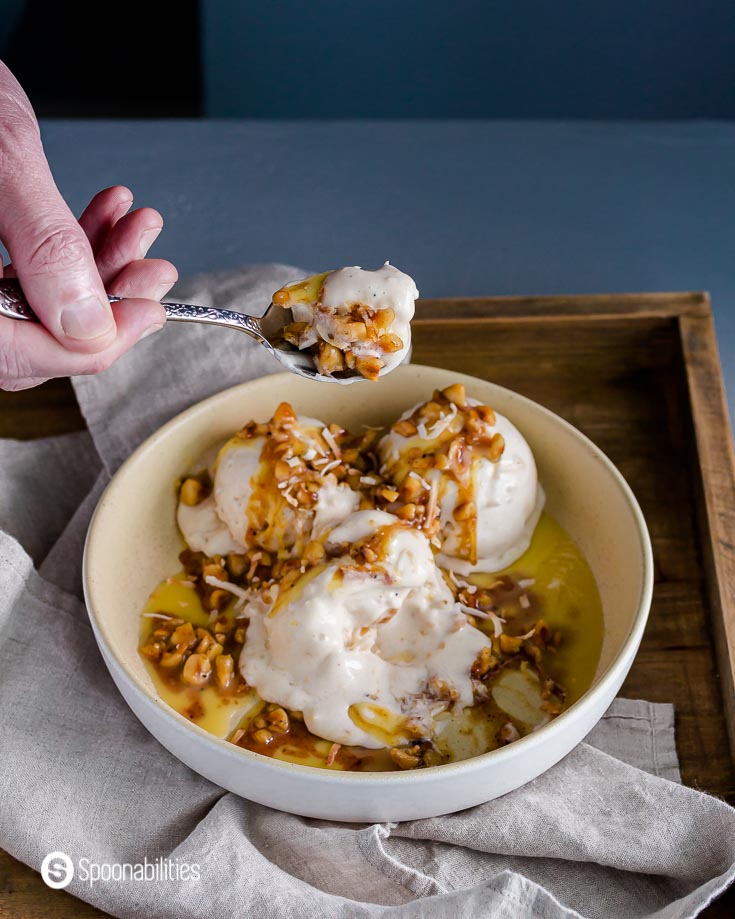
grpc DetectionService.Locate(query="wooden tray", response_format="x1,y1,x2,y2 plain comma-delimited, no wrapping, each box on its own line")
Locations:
1,292,734,917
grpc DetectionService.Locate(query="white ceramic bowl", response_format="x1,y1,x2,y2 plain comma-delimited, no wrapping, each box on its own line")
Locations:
83,365,653,822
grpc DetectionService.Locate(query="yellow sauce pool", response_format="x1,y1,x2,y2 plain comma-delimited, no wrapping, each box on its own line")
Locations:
485,512,604,705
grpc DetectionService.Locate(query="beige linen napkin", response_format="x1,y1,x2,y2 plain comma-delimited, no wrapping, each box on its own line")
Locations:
1,264,734,918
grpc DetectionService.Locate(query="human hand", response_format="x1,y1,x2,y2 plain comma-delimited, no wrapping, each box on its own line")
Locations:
0,61,177,391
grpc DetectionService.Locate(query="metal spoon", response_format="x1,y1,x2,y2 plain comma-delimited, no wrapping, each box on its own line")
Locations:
0,277,364,384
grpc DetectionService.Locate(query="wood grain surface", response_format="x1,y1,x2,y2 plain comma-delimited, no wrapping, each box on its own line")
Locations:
1,291,734,917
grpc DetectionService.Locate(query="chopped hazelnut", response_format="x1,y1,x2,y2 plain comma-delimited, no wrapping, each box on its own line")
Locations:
392,419,418,438
499,634,524,654
227,554,248,578
265,707,290,734
283,321,308,346
317,342,346,374
179,478,204,506
400,475,423,501
344,320,368,340
442,383,467,407
390,746,421,770
303,540,326,565
355,355,382,381
379,333,403,353
396,503,418,521
252,728,273,745
182,653,212,686
378,486,400,503
215,654,235,689
488,432,505,462
372,307,395,333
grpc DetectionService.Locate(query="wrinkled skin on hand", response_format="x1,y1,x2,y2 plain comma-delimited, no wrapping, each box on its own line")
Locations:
0,60,177,391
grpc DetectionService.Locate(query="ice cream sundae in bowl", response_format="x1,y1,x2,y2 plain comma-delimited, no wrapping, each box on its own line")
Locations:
84,365,652,822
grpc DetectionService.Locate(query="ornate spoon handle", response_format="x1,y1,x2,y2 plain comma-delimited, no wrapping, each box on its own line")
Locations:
0,279,35,319
0,278,265,342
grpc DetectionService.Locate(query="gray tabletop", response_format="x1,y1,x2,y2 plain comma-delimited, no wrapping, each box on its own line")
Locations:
40,119,734,415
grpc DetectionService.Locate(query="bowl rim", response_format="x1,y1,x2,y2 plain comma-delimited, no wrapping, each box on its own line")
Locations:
83,365,654,784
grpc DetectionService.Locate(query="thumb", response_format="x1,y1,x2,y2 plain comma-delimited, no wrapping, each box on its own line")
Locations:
1,155,116,353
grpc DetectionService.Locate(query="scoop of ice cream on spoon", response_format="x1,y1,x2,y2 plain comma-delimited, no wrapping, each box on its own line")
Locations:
272,262,417,381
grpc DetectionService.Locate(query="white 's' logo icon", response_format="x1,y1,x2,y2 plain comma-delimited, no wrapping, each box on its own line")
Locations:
41,851,74,889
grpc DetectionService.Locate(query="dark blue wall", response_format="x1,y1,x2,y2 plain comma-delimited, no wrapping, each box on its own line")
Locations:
0,0,24,51
203,0,735,118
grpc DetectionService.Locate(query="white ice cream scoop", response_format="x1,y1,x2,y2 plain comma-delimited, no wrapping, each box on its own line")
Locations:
379,399,544,574
177,416,358,556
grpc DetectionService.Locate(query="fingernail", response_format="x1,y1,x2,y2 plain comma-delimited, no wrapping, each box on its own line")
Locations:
139,322,165,341
113,195,134,220
60,296,114,340
154,279,175,301
139,227,162,259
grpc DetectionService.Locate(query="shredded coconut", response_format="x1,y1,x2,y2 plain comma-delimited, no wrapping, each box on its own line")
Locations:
425,472,440,529
247,553,262,580
281,485,299,508
449,570,480,597
204,575,251,601
408,470,431,490
458,602,505,637
319,459,341,476
321,427,342,458
426,402,458,439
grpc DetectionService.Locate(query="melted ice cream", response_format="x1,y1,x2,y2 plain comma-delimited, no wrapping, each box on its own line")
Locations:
239,510,490,747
